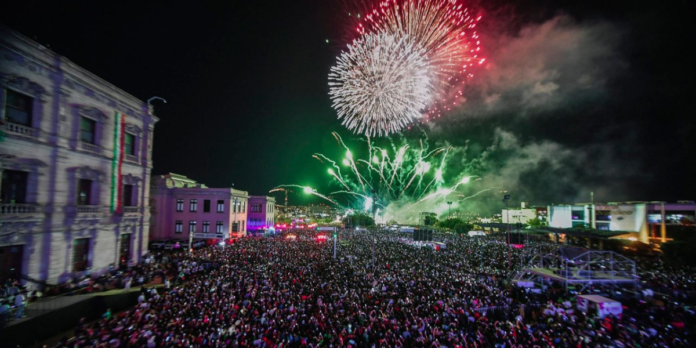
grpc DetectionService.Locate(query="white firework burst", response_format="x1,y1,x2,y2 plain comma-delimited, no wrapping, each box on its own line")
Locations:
328,33,432,137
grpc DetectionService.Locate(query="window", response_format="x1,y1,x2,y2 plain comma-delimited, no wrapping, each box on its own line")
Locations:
203,199,211,213
217,200,224,213
80,117,97,144
123,184,134,207
242,201,246,213
189,199,198,212
1,170,28,204
77,179,92,205
189,221,197,233
119,234,131,267
232,221,238,232
176,199,184,212
175,220,183,233
72,238,90,272
4,89,33,126
202,221,210,233
124,133,135,156
242,221,245,232
216,221,224,233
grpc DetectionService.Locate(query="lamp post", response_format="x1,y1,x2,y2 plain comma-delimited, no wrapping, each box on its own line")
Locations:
503,194,511,270
147,96,167,115
447,201,452,219
371,189,377,270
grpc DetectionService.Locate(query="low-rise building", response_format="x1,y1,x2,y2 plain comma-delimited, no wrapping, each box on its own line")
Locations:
547,201,696,243
149,173,248,242
247,195,275,232
502,202,544,224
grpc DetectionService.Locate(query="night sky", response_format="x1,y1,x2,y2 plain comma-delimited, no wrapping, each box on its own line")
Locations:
2,0,694,211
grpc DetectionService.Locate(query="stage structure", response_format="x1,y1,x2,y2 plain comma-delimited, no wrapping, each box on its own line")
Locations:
513,247,637,293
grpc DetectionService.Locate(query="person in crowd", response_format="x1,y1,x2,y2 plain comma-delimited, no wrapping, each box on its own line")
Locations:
14,290,26,319
0,299,10,328
43,229,694,347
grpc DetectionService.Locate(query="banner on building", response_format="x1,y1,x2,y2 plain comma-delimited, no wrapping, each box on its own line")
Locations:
595,204,647,232
110,112,125,213
548,205,573,228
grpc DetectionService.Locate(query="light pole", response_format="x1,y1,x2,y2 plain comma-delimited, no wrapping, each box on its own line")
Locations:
503,194,511,270
371,189,376,270
147,96,167,114
447,201,452,219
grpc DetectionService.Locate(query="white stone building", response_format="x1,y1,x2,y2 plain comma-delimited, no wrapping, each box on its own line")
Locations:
0,28,158,285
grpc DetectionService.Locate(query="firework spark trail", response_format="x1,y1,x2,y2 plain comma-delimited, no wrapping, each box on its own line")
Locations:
273,185,340,206
328,169,351,191
276,134,496,216
357,159,393,193
388,146,407,187
412,175,477,205
458,187,498,202
333,132,372,190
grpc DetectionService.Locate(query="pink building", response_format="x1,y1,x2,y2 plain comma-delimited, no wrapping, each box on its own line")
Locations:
149,173,249,241
247,195,276,232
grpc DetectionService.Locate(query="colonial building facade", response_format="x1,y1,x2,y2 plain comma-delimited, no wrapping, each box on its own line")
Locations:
0,28,158,285
149,173,249,241
247,196,276,232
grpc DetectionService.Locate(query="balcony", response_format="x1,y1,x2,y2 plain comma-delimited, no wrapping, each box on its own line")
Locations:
122,206,143,215
5,122,38,138
124,154,139,163
0,203,42,216
76,205,106,214
79,141,102,154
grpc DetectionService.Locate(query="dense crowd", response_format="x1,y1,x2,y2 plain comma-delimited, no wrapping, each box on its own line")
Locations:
0,252,179,329
41,229,694,347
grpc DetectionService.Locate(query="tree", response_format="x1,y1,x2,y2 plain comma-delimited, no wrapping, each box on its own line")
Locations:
454,222,473,234
423,213,438,226
437,218,463,230
386,219,398,226
437,218,473,234
343,212,375,228
527,217,547,228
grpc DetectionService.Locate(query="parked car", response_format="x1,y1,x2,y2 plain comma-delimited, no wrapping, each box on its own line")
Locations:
192,239,206,248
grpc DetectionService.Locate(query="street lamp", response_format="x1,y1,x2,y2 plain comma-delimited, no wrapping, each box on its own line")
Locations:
147,96,166,115
447,201,453,219
371,189,377,270
502,194,511,270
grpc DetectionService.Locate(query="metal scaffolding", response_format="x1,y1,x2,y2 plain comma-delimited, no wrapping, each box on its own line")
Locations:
513,247,637,294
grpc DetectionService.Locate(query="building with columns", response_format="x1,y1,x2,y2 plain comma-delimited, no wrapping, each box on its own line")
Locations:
547,201,696,243
247,195,276,232
149,173,249,241
0,28,158,285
